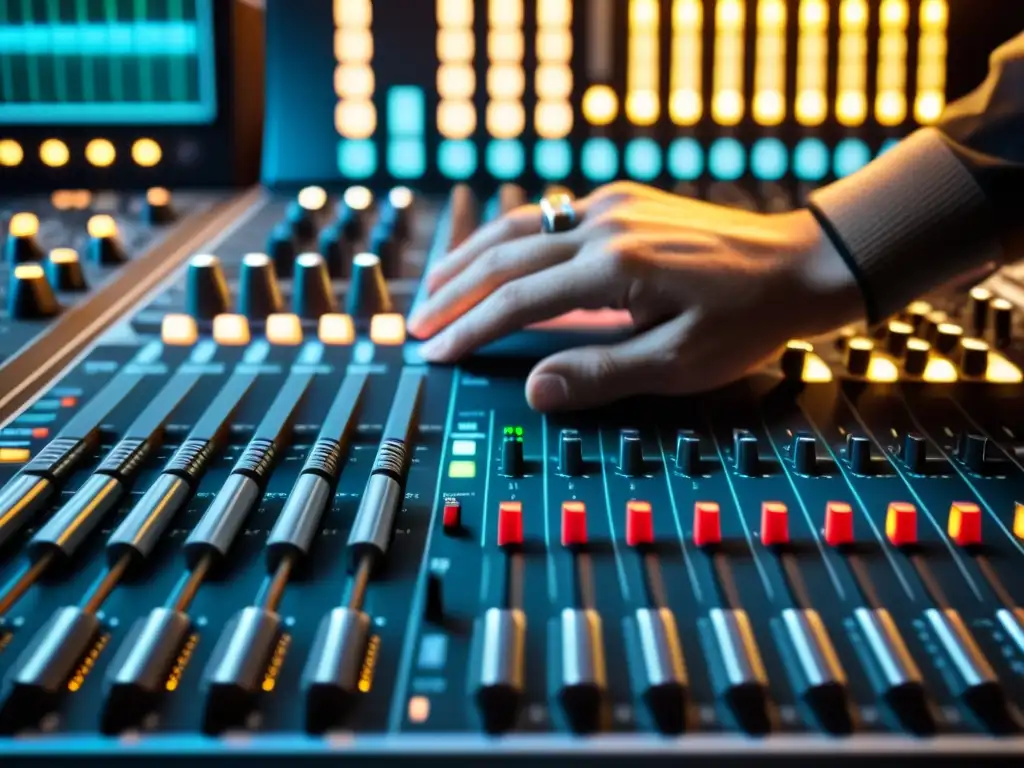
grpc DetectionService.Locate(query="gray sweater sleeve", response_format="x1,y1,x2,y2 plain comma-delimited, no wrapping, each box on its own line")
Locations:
807,32,1024,324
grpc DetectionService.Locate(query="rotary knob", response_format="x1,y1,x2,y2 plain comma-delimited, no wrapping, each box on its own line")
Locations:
958,338,990,378
381,186,415,242
791,433,817,475
318,222,353,278
45,248,87,292
968,287,992,336
238,252,284,319
337,185,374,242
86,214,125,264
287,186,329,241
901,433,928,474
780,341,811,380
267,221,297,278
143,187,175,225
345,253,394,319
846,434,873,475
501,432,524,477
935,323,963,355
845,337,873,376
4,212,42,264
368,221,403,278
903,339,931,376
8,264,59,319
904,300,931,333
990,298,1013,349
619,429,644,476
559,429,584,476
886,321,913,358
185,254,231,320
733,430,759,475
292,253,337,319
674,430,701,476
957,433,990,474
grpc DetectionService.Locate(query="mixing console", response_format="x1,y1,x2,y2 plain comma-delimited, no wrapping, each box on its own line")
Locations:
2,0,1024,763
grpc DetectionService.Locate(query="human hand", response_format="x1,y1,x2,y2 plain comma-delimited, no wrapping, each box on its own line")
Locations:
407,182,865,411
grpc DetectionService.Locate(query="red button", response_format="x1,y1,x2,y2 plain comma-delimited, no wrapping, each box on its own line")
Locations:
824,501,854,546
886,502,917,546
442,498,461,532
948,501,982,546
497,501,523,547
626,501,654,547
561,501,587,547
693,502,721,547
60,396,76,408
760,502,789,546
31,427,48,439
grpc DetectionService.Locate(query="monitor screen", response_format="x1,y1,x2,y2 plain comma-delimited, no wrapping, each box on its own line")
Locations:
0,0,217,125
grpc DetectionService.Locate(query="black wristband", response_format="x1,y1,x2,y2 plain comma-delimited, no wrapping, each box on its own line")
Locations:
805,202,880,325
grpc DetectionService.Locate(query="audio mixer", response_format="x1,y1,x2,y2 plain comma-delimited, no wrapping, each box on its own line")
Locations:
3,0,1024,763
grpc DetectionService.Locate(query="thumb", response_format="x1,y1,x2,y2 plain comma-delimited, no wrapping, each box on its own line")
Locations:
525,317,695,411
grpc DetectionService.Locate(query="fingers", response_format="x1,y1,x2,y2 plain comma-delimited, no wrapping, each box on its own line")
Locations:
418,256,626,362
408,231,580,339
525,316,700,411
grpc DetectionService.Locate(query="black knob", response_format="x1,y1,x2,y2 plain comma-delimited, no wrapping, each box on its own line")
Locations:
382,186,414,242
368,221,403,278
8,263,59,319
318,222,353,278
845,337,873,376
425,570,444,624
733,430,759,476
675,430,701,476
957,433,989,474
958,338,989,378
287,186,329,241
292,253,337,319
337,185,374,242
86,214,125,264
5,212,42,264
559,429,584,476
968,287,992,336
886,321,913,358
238,252,284,319
185,254,230,320
904,339,930,376
619,428,644,476
501,432,524,477
267,222,297,278
923,310,948,342
791,434,817,475
990,298,1012,349
901,433,927,474
846,434,873,474
780,341,810,380
905,301,931,333
934,323,963,355
345,253,394,319
45,248,87,292
142,187,175,225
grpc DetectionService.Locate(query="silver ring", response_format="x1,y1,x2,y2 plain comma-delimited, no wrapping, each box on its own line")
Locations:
540,193,577,233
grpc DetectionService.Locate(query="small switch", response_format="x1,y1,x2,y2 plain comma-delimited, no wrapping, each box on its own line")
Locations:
886,502,917,547
561,501,588,547
1014,503,1024,541
625,501,654,547
426,570,444,624
497,501,523,548
760,502,789,546
693,502,721,547
947,502,982,547
824,501,854,547
442,498,461,533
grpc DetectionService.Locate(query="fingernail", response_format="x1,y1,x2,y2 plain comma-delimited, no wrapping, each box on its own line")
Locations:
528,374,570,410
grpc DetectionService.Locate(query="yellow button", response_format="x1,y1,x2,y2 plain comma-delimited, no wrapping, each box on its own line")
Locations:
319,313,355,345
448,460,476,479
87,214,118,239
0,448,30,463
1014,504,1024,541
8,212,39,238
370,313,406,345
161,314,199,346
266,313,303,345
212,314,250,346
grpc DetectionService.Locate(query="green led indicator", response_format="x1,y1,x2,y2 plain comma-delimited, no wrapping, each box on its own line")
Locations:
515,426,524,437
503,426,514,436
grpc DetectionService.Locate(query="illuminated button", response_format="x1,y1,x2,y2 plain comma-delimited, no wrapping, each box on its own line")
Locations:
0,448,30,464
318,313,356,345
0,139,23,167
534,139,572,180
845,337,873,376
561,501,588,547
958,338,989,378
668,138,704,181
625,501,654,547
760,502,789,546
85,138,116,167
5,212,42,264
903,338,931,376
886,502,917,547
443,498,461,532
967,286,992,335
86,214,125,264
452,440,476,457
161,313,199,346
693,502,721,548
947,502,981,547
624,138,662,181
580,138,618,182
370,313,406,345
781,340,812,379
581,84,618,126
438,139,477,179
486,140,525,180
708,138,746,181
266,313,303,345
1014,504,1024,541
750,138,788,182
339,139,377,178
823,502,854,547
45,248,87,292
143,187,175,224
935,323,964,355
448,460,476,479
497,501,524,548
8,263,59,319
793,138,830,182
131,138,162,167
39,138,69,167
212,314,251,346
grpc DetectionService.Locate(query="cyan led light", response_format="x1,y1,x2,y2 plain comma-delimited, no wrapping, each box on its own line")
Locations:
581,138,618,182
708,138,746,181
624,138,662,181
388,87,425,136
486,140,525,180
668,138,704,181
833,138,871,177
534,139,572,180
879,138,902,156
750,138,788,181
438,139,477,179
793,138,829,181
388,139,425,179
0,23,197,54
339,139,377,179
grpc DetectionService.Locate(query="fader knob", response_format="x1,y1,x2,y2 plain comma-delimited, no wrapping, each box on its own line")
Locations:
292,252,337,319
901,433,928,474
345,253,394,319
675,430,701,476
619,429,644,476
845,337,873,376
238,252,284,319
886,321,913,358
958,338,990,378
904,339,930,376
733,430,759,476
86,214,125,264
7,264,59,319
968,287,992,336
382,186,415,241
142,187,175,225
791,434,817,475
501,432,524,477
990,298,1013,349
559,429,584,476
185,254,230,320
287,186,329,241
267,222,297,278
4,212,42,264
957,434,990,474
318,222,352,278
337,185,374,242
368,221,402,278
45,248,87,292
846,434,873,475
935,323,963,355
